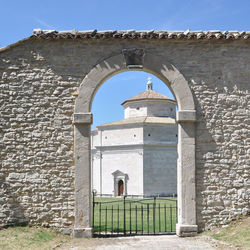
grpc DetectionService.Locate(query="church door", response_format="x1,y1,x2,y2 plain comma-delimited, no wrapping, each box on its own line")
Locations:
118,180,124,196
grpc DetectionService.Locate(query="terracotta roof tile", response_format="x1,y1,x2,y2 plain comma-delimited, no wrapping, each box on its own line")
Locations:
32,29,250,40
121,90,175,105
97,116,176,128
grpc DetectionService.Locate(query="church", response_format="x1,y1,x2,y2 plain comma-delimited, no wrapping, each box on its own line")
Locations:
91,78,177,197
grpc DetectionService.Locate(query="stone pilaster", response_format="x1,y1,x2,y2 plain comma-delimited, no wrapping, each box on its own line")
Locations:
73,113,93,237
176,110,198,236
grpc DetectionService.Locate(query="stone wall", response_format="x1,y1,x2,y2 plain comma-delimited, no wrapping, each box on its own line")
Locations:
0,35,249,233
194,81,249,229
0,40,83,233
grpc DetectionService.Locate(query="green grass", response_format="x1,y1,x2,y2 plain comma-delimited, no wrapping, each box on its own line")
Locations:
92,196,177,234
205,216,250,250
0,226,70,250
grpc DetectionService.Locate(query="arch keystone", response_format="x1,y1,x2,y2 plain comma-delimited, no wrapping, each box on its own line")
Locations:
122,48,145,68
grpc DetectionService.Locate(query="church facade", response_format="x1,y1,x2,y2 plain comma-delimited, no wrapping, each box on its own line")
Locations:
91,78,177,197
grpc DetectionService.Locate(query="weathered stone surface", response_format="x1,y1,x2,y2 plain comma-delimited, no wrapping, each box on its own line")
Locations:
177,110,196,122
73,113,93,124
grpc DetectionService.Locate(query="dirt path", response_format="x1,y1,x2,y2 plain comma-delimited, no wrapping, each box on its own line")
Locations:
58,235,217,250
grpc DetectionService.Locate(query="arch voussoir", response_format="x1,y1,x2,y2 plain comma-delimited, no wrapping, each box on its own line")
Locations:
75,54,126,113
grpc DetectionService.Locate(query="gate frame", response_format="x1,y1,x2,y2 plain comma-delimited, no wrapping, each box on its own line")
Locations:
92,194,178,236
73,50,197,237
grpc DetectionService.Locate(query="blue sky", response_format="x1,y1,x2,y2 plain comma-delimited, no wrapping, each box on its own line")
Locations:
1,0,250,127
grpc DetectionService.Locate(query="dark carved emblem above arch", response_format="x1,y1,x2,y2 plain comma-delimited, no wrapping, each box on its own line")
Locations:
122,48,145,69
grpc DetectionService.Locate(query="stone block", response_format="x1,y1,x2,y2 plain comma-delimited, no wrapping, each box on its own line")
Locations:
73,113,93,124
177,110,196,122
176,224,198,237
73,227,93,238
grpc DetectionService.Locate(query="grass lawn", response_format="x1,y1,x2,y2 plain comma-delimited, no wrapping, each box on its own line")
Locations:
92,196,177,234
205,216,250,250
0,226,70,250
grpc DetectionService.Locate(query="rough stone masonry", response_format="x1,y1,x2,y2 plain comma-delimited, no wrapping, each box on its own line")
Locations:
0,29,249,236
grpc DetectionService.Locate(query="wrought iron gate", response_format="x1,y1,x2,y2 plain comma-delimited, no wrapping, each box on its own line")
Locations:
92,193,177,236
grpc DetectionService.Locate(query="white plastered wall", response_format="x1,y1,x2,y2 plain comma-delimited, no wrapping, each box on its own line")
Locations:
91,126,144,196
101,150,143,196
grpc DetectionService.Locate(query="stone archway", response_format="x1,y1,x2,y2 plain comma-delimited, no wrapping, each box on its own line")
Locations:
73,49,197,237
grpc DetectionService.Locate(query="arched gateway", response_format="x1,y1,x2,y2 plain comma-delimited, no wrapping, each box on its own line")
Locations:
73,50,197,237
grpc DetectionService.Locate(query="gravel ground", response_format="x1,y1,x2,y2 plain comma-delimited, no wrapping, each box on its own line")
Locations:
58,235,218,250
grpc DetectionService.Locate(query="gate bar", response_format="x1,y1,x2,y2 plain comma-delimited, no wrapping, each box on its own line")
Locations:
164,204,167,232
105,206,107,234
147,203,149,234
123,196,126,235
176,200,178,223
92,192,95,232
135,205,138,234
99,203,101,234
117,205,119,234
141,205,143,234
153,197,156,235
129,202,132,234
111,205,113,234
170,205,173,232
158,203,161,232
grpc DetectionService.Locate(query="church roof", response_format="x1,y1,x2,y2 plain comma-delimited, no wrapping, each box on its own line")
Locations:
121,77,176,105
97,116,175,128
121,90,175,105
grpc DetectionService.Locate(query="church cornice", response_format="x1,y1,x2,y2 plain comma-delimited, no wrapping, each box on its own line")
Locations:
92,142,177,151
96,116,176,129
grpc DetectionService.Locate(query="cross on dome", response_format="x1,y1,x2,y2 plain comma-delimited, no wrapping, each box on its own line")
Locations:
146,77,153,90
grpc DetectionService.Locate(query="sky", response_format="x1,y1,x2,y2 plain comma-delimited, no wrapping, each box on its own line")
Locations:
1,0,250,128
